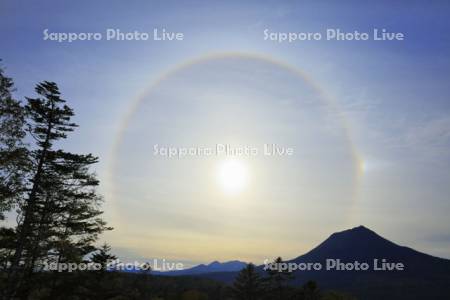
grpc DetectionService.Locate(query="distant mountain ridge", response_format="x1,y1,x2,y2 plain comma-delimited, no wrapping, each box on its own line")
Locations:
154,260,246,276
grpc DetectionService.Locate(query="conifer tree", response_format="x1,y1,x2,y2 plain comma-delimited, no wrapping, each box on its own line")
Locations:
0,63,28,220
232,263,263,300
90,243,117,273
5,81,111,299
264,257,293,299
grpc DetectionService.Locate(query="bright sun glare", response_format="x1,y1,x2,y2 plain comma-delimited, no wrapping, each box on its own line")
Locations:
216,159,249,195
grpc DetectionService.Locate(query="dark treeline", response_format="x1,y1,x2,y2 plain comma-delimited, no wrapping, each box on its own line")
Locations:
0,62,355,300
229,260,356,300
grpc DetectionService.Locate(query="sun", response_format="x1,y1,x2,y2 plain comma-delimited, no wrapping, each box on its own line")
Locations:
216,159,249,195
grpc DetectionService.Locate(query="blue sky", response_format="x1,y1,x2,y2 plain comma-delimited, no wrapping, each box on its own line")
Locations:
1,0,450,264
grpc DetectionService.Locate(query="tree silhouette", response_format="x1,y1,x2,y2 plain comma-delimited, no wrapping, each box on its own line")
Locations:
232,263,263,300
264,257,293,299
0,62,28,221
91,243,117,273
4,81,110,299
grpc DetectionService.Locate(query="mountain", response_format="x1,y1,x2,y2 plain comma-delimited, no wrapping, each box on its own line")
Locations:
197,226,450,300
156,260,246,276
291,225,448,270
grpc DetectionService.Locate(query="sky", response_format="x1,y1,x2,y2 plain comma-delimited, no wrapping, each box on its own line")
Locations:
1,0,450,265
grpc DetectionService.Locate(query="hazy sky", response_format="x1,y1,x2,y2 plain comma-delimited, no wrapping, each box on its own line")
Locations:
1,0,450,265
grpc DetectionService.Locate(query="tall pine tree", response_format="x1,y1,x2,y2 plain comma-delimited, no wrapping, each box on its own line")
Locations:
5,81,111,299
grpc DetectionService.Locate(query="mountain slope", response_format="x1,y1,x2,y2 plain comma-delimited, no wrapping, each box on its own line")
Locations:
292,225,446,269
197,226,450,300
285,226,450,299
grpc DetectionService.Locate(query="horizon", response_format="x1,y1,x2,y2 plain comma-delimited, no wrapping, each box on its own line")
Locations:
125,224,450,271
